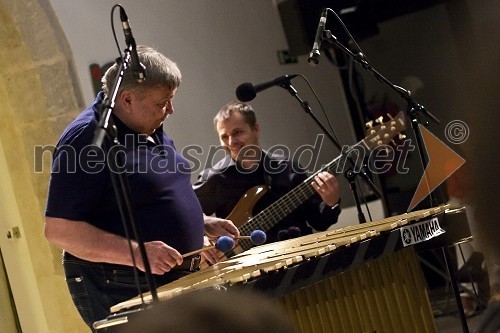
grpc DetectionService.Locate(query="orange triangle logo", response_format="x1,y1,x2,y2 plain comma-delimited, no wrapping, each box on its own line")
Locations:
408,125,465,211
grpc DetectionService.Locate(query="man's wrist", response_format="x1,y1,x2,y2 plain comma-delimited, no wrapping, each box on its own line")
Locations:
328,202,339,210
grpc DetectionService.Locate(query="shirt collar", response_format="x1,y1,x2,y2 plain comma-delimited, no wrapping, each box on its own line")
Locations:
93,91,163,146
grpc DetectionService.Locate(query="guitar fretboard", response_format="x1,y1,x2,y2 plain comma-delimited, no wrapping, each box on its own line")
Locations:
239,154,343,247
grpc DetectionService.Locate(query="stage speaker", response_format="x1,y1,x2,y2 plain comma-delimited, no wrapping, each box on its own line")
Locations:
277,0,379,57
277,0,447,57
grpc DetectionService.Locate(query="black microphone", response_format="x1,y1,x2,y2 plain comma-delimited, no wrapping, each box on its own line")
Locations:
119,7,146,83
235,74,298,102
308,8,328,66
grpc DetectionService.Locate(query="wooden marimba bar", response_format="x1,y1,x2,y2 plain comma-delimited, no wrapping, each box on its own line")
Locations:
108,205,470,333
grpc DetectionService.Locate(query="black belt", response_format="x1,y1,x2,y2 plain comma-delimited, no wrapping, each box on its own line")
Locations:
64,251,201,273
173,255,201,272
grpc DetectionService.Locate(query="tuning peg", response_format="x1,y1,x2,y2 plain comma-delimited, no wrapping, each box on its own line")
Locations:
399,133,406,140
365,120,374,129
375,116,384,124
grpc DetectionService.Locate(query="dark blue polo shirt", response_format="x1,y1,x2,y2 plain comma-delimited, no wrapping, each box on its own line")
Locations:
46,92,204,254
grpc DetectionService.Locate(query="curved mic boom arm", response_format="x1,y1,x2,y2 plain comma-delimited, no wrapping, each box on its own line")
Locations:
321,29,441,204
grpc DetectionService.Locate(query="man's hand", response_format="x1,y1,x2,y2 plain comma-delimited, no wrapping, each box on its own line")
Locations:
311,172,340,207
135,241,183,275
203,215,240,242
199,236,221,265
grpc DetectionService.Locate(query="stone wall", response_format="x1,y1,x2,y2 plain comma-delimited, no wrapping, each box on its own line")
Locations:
0,0,87,331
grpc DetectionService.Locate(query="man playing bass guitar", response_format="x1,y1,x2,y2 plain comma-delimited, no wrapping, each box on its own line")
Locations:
194,101,341,246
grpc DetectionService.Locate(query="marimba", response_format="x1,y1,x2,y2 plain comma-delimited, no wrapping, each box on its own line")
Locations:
101,205,470,333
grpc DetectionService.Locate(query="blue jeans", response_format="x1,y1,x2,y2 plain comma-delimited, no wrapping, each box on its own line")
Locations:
62,252,189,331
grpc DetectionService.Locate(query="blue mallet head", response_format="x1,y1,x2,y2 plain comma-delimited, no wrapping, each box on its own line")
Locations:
250,230,267,245
215,236,235,253
287,226,301,239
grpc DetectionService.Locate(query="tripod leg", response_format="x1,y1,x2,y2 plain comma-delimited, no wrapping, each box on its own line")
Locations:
443,246,470,333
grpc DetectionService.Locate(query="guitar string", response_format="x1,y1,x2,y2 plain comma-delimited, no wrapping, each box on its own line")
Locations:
239,154,343,244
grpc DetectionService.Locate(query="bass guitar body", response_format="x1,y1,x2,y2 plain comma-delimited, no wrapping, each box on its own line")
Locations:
226,185,269,227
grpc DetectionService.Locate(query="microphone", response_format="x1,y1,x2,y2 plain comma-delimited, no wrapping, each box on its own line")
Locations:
235,74,298,102
308,8,328,66
119,7,146,83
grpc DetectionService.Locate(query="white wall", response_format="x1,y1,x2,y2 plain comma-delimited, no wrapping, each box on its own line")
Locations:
48,0,359,208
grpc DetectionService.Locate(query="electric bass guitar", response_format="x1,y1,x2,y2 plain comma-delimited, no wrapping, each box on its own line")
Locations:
205,112,407,266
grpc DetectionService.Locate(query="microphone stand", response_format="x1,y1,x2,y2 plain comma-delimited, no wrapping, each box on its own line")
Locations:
93,49,159,308
345,169,366,224
280,81,382,224
320,30,470,332
321,30,440,208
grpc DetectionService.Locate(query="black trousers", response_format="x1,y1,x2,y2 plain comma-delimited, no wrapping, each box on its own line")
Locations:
62,252,189,331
